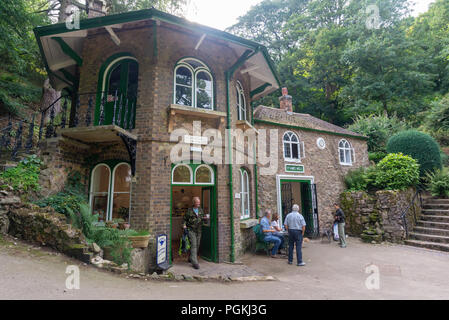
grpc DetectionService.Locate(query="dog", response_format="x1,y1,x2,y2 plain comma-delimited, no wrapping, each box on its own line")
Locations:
321,229,333,243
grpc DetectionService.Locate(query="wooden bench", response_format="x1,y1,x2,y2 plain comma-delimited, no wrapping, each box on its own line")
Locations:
252,224,273,255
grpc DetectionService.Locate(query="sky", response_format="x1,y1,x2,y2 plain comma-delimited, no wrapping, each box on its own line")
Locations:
185,0,437,31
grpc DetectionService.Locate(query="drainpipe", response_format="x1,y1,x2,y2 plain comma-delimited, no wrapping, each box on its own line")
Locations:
225,48,259,262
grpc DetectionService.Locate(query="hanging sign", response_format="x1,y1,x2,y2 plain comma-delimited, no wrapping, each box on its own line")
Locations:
285,164,305,173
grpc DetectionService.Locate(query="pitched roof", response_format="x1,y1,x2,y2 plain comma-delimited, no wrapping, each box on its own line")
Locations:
253,105,367,140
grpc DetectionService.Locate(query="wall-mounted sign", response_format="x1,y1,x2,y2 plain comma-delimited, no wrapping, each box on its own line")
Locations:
184,135,208,145
317,137,326,150
235,193,241,199
156,233,170,270
285,164,305,173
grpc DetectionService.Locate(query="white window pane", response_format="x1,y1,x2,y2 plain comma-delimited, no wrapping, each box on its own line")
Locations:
92,165,110,193
175,66,192,86
175,85,192,106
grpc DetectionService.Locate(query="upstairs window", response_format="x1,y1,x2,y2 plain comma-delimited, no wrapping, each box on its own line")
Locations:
338,139,355,165
283,131,305,162
174,58,213,110
236,81,247,121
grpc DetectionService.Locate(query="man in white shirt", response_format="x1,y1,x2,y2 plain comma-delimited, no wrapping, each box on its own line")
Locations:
284,204,306,266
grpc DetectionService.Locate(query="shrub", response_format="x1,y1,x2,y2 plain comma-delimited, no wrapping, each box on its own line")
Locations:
386,130,442,176
374,153,420,190
425,169,449,198
347,114,405,152
0,155,42,192
344,167,367,191
369,151,387,164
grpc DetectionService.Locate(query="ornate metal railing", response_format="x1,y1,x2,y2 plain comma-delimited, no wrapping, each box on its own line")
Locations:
1,90,137,161
400,188,423,238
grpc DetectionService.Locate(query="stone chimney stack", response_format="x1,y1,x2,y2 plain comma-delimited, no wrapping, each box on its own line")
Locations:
279,87,293,112
87,0,107,18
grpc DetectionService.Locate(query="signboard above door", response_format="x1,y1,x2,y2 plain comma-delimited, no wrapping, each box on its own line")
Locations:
285,164,305,173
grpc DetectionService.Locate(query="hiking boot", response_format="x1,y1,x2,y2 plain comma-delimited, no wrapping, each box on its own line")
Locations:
270,255,281,259
193,264,200,269
288,261,292,265
297,262,306,266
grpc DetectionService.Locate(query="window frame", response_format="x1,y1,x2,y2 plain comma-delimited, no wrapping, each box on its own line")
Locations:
173,58,214,110
110,162,132,221
194,164,214,185
236,81,246,121
283,131,303,163
240,168,250,220
171,163,194,185
338,139,354,166
89,164,112,220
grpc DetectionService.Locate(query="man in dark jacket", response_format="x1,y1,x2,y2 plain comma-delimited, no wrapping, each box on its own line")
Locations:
183,196,209,269
334,203,346,248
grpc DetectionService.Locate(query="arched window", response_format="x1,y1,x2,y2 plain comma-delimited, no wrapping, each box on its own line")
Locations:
89,164,111,222
172,164,193,184
338,139,354,165
240,169,250,219
174,58,213,109
283,131,304,162
111,163,132,221
195,165,214,184
236,81,246,121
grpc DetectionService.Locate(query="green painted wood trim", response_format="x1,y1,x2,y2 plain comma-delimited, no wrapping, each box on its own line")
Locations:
250,82,271,98
253,119,369,140
60,68,78,85
52,37,83,66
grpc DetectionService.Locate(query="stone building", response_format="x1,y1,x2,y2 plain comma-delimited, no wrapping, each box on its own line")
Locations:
33,7,368,267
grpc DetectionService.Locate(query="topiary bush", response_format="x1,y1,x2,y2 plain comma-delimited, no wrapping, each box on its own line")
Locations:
386,130,442,176
374,153,420,190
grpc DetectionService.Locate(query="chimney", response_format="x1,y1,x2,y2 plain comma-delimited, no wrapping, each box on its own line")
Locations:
279,87,293,112
87,0,107,18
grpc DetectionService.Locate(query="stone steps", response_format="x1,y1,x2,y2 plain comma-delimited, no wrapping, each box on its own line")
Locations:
422,209,449,216
420,215,449,223
416,220,449,230
413,226,449,237
404,239,449,253
409,232,449,244
424,199,449,204
423,203,449,209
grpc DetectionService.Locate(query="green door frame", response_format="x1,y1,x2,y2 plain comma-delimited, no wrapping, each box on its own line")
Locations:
169,163,218,264
279,178,313,227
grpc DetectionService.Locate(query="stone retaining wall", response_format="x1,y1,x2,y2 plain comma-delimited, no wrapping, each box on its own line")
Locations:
340,188,421,243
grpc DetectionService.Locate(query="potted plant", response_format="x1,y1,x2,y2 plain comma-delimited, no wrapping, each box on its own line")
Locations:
105,220,118,229
127,230,151,248
117,207,130,230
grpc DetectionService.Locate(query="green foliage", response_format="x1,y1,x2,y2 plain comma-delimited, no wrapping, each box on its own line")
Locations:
344,167,368,191
421,94,449,145
369,152,388,164
347,114,406,152
425,168,449,198
386,130,442,176
374,153,420,190
127,229,150,237
90,227,132,265
35,170,87,216
0,155,42,192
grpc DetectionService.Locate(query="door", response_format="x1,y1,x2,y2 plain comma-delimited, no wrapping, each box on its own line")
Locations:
281,182,293,223
200,186,216,261
301,182,319,238
102,59,138,128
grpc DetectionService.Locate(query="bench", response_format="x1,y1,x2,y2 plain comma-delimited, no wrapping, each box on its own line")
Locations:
252,224,273,255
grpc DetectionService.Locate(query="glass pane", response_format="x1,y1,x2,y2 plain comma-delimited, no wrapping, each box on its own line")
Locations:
196,166,212,183
184,59,205,69
345,149,352,164
196,71,212,90
284,143,291,158
173,165,191,183
108,65,121,95
176,66,192,86
175,85,192,106
196,88,212,109
241,193,246,218
127,62,138,99
291,134,298,142
339,149,345,163
292,143,299,159
92,165,110,193
245,193,250,217
112,193,130,221
92,195,108,221
114,164,131,192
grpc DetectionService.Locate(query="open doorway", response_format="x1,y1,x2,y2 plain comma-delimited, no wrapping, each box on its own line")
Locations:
171,185,215,263
279,179,319,237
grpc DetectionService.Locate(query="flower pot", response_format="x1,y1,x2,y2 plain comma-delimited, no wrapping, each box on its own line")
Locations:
118,222,129,230
128,235,150,248
103,246,113,261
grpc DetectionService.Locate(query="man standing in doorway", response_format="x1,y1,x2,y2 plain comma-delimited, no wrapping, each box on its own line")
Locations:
334,203,347,248
284,204,306,266
183,196,209,269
